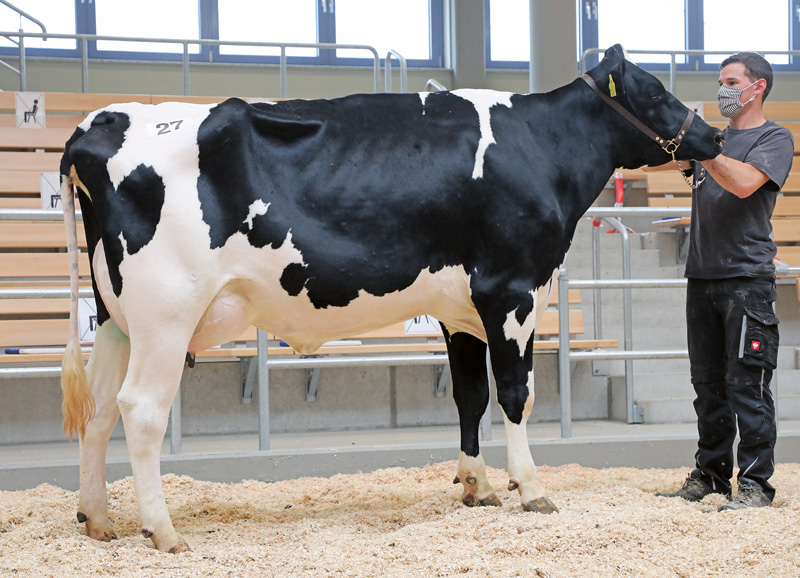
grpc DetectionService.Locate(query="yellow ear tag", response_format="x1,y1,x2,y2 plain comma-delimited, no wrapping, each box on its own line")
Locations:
608,74,617,98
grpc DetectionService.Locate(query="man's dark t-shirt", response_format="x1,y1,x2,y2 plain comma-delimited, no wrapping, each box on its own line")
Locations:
685,120,794,279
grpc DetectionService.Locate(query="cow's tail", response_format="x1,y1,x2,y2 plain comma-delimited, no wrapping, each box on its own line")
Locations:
60,171,94,440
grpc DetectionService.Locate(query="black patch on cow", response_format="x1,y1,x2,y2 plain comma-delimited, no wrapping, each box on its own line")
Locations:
514,294,535,327
280,263,307,296
65,110,166,298
196,94,482,309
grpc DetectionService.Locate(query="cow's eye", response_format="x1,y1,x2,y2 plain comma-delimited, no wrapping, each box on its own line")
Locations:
649,94,662,102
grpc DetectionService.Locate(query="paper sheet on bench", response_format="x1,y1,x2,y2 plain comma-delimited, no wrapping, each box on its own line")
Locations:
404,315,440,335
40,172,61,210
79,298,97,344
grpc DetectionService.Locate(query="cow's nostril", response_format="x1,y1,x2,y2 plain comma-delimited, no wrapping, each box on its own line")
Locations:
714,132,725,145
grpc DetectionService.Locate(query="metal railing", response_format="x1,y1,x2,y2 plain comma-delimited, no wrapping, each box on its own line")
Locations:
0,0,46,91
557,206,800,439
425,78,447,92
384,49,407,94
0,30,383,96
580,48,800,95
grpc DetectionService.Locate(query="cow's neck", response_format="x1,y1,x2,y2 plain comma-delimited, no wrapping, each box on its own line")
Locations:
526,78,643,224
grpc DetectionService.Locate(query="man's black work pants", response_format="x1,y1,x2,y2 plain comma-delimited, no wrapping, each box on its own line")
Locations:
686,277,778,500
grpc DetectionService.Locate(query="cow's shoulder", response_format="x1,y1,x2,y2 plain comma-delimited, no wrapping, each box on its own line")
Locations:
200,97,324,147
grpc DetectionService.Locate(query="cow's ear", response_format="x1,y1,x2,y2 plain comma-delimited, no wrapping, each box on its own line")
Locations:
603,44,625,62
598,58,626,100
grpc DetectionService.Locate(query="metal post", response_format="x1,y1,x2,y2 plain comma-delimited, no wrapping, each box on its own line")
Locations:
280,47,287,98
183,43,190,96
558,259,572,438
669,53,676,94
603,216,640,424
592,221,602,340
17,28,25,91
385,49,407,93
257,328,270,450
81,38,89,93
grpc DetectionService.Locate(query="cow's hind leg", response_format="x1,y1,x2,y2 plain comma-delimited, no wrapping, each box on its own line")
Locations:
78,319,130,541
116,328,192,553
441,326,501,507
476,290,558,514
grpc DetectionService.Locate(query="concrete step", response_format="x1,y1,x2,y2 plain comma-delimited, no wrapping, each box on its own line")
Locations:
638,397,697,424
589,305,689,329
778,395,800,420
583,326,690,349
634,394,800,423
592,357,690,377
609,370,800,424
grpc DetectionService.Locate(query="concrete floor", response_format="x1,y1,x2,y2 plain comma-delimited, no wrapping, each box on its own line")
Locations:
3,419,800,491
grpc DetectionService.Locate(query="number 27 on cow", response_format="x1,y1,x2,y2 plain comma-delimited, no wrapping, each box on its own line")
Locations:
146,120,183,137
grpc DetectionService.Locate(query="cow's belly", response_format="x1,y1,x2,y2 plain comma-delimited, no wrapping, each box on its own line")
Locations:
245,263,484,354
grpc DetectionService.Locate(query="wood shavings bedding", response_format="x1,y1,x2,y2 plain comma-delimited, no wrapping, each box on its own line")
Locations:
1,461,799,577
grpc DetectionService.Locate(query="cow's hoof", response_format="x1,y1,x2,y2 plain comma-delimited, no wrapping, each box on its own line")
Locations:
522,497,559,514
82,515,117,541
167,539,192,554
148,531,191,553
462,492,503,508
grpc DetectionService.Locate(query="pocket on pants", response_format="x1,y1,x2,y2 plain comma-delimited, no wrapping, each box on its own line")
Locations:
739,307,779,370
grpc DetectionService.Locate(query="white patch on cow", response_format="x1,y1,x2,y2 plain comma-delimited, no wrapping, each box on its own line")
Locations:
503,290,538,358
418,92,429,113
243,200,270,231
502,269,560,358
451,89,514,180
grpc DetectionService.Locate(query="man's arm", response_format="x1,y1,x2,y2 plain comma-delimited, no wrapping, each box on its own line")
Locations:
700,154,770,198
642,160,688,172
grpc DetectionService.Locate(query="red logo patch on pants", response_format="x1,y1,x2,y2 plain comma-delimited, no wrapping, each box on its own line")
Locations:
750,340,762,352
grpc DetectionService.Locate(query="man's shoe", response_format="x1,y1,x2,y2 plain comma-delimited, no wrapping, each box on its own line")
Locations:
718,482,772,511
656,476,715,501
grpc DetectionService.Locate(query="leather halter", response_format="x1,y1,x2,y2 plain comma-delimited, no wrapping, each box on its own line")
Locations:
581,73,695,156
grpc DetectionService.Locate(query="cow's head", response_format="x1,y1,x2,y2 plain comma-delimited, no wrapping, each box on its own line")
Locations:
586,44,723,167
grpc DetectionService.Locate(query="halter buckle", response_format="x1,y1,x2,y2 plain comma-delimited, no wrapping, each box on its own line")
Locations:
662,140,680,155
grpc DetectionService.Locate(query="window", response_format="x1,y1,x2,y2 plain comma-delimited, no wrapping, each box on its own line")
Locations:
94,0,201,55
486,0,530,68
0,1,444,67
218,0,318,58
596,0,685,65
335,0,432,60
0,0,76,51
703,0,789,65
582,0,799,70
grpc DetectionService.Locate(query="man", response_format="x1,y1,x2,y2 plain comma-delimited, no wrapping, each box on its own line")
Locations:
657,53,794,510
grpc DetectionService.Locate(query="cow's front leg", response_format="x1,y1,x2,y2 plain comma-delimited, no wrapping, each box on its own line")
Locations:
441,326,501,507
77,319,130,541
478,290,558,514
116,329,192,553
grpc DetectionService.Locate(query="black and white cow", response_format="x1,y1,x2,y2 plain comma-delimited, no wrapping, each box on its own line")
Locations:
59,45,722,552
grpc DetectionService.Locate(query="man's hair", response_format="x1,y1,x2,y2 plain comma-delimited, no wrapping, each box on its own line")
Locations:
721,52,774,102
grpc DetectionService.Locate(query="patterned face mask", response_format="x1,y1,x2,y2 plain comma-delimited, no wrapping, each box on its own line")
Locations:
717,80,758,118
